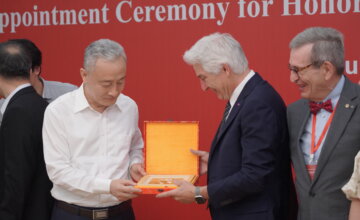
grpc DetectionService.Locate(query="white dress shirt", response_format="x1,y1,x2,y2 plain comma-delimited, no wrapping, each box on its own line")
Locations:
43,84,144,207
226,70,255,119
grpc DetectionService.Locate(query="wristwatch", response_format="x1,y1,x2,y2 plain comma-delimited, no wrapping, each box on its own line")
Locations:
194,187,207,204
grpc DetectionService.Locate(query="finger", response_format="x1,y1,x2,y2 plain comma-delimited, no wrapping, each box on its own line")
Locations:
117,193,139,201
126,186,142,193
156,189,177,198
172,179,186,186
122,179,137,186
190,149,205,156
139,167,147,176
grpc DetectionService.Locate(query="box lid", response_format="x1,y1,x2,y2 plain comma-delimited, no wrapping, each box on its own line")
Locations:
144,121,199,175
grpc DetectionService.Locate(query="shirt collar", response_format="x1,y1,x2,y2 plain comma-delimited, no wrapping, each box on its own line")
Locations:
73,84,122,113
0,83,31,114
229,70,255,107
39,77,48,99
323,75,345,107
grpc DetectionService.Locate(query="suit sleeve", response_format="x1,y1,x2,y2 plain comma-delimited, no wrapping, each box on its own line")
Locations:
207,99,282,207
0,108,41,220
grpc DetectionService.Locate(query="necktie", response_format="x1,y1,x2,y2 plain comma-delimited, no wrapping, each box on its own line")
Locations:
217,102,231,139
222,102,231,122
309,99,333,115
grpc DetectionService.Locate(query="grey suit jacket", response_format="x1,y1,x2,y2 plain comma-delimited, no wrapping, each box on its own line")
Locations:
287,77,360,220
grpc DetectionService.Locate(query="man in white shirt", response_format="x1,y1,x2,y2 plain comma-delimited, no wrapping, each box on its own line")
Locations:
43,39,145,220
0,39,77,125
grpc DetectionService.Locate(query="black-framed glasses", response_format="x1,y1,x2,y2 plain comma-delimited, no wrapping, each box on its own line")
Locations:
288,63,313,75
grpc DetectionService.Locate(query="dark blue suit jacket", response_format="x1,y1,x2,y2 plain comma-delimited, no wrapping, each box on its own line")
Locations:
0,86,53,220
207,73,293,220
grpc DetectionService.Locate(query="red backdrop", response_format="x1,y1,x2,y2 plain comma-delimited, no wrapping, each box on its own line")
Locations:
1,0,359,219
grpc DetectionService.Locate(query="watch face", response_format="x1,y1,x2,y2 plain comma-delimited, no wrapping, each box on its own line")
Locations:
195,196,206,204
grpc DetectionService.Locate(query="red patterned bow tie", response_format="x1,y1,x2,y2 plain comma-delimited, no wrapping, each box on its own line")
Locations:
309,99,333,115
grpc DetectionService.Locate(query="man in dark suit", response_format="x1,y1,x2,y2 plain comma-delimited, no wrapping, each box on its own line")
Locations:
287,27,360,220
157,33,294,220
0,41,53,219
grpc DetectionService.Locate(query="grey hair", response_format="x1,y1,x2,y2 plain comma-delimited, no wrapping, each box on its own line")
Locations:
83,39,127,71
183,33,248,75
290,27,344,75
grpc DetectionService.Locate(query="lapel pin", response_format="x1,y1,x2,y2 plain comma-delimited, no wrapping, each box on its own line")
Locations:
345,104,350,108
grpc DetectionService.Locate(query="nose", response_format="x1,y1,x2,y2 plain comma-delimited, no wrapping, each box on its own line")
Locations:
289,71,299,83
108,84,120,97
200,80,208,91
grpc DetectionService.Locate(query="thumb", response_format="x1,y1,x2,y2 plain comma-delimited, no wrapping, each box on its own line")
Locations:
190,149,202,156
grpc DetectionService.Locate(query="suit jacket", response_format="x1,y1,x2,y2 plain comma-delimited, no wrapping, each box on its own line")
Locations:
207,73,293,220
287,77,360,220
0,86,53,220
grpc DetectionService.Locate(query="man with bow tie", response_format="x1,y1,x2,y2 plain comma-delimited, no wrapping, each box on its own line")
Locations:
287,27,360,220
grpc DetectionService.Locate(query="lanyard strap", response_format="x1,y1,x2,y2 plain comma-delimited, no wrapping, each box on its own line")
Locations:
310,107,336,159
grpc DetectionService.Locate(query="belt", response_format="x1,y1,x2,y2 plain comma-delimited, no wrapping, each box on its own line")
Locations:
55,200,132,220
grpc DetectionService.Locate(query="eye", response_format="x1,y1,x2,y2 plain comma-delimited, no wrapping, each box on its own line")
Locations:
101,83,111,88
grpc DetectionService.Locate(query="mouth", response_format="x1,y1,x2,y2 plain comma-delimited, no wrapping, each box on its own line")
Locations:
297,83,306,92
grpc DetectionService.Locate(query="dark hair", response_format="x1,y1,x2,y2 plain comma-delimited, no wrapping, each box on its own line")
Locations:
8,39,42,71
0,41,31,79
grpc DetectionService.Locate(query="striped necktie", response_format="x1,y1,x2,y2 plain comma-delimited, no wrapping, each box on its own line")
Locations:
222,102,231,122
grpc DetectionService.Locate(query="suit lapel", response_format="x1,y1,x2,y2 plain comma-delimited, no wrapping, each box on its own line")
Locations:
293,100,313,185
312,78,358,184
209,73,262,157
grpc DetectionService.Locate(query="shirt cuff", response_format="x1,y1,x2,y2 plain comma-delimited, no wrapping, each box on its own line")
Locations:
93,178,112,194
130,157,143,167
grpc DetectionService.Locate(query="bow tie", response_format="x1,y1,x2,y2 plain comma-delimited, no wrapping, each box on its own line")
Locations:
309,99,333,115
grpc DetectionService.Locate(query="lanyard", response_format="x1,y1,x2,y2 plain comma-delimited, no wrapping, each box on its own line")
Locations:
309,107,336,162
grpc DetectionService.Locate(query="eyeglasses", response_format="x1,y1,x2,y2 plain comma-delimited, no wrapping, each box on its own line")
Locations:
288,63,313,76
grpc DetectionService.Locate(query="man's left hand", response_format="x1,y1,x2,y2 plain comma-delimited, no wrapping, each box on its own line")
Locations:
130,163,146,182
155,180,195,204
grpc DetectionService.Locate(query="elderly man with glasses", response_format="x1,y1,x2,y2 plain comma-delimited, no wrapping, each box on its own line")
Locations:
287,27,360,220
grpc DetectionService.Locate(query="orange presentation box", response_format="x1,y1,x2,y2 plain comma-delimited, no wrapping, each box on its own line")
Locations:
135,121,199,194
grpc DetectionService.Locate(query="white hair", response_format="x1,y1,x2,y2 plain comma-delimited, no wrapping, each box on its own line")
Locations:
84,39,127,71
183,33,248,75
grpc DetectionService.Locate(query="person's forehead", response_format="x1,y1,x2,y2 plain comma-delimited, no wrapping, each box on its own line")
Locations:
290,44,313,64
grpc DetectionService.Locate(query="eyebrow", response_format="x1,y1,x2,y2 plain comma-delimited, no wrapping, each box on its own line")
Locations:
100,76,126,83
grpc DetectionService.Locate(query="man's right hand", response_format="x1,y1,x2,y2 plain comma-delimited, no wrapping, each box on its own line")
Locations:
191,149,209,175
110,179,142,201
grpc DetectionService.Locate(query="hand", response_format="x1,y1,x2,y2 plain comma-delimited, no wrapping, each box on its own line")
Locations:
130,163,146,182
110,179,142,201
156,180,196,204
191,149,209,175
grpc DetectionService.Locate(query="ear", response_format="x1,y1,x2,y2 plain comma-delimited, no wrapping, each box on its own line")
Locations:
32,66,41,76
222,64,231,76
322,61,336,80
80,68,87,83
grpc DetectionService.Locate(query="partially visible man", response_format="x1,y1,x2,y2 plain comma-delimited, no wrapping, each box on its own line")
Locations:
0,40,53,219
43,39,145,220
0,39,77,124
157,33,293,220
287,27,360,220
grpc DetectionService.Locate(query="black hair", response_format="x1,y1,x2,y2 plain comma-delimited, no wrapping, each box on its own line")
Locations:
0,41,31,79
8,39,42,71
